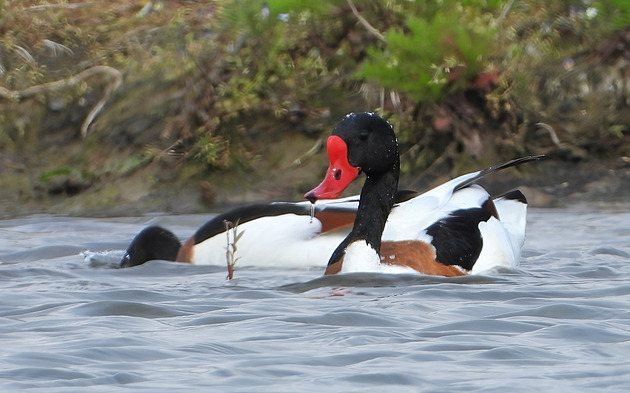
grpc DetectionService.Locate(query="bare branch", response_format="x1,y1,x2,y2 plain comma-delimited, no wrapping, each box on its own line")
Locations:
536,122,563,149
80,67,123,138
0,66,123,138
24,3,94,11
497,0,516,26
346,0,385,42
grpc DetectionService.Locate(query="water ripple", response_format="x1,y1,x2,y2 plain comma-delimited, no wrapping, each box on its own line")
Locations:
1,210,630,392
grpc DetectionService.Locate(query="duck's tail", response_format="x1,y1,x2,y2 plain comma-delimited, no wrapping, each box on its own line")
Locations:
494,190,528,250
120,226,181,268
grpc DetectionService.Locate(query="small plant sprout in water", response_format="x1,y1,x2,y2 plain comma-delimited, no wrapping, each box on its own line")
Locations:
224,220,244,280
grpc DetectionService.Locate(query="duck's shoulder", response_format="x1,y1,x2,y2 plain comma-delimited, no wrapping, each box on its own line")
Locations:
193,200,360,244
193,202,308,243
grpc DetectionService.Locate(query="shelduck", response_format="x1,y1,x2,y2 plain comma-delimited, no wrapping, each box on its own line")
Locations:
121,112,540,274
305,112,541,276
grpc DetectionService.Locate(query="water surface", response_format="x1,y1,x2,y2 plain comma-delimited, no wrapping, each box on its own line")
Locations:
1,208,630,392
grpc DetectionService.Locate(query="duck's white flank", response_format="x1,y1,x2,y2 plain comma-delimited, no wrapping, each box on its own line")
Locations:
191,213,345,267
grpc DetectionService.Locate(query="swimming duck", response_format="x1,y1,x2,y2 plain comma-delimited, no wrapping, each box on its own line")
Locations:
121,113,540,272
305,112,541,276
120,198,360,268
120,187,428,268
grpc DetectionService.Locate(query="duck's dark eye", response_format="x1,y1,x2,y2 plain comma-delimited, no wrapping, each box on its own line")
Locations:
359,130,369,140
333,169,342,180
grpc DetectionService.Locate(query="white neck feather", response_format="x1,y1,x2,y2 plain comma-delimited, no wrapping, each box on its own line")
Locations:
340,240,419,275
340,240,381,273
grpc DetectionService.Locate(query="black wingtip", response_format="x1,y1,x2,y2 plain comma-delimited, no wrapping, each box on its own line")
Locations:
120,226,181,268
497,189,528,204
477,155,545,178
454,155,545,192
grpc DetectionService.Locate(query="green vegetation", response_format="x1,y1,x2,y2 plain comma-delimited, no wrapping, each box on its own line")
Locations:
357,0,500,102
1,0,629,214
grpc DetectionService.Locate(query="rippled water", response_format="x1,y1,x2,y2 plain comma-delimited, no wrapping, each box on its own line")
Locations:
1,208,630,392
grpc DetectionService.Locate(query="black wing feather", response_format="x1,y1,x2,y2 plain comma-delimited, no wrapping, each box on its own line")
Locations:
425,208,493,271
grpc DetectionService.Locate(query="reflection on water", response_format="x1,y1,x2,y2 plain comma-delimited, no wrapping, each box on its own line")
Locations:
1,208,630,392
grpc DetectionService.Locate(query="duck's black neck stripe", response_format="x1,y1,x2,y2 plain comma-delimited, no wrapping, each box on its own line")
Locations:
328,169,399,266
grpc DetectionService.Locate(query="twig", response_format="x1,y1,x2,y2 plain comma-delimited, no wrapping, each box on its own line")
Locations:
25,3,94,11
80,67,123,138
536,122,563,148
408,140,458,186
0,65,123,138
224,220,244,280
497,0,515,26
291,138,323,167
346,0,385,42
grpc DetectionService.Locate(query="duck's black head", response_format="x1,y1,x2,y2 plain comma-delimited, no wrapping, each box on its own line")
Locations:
120,226,181,268
332,112,398,175
305,112,399,202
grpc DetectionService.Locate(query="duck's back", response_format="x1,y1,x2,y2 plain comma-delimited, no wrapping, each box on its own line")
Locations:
382,184,528,274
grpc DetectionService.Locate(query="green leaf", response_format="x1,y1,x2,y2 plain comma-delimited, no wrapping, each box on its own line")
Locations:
40,168,72,182
234,230,245,244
